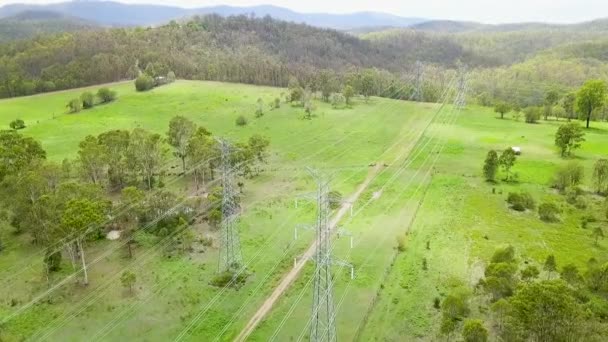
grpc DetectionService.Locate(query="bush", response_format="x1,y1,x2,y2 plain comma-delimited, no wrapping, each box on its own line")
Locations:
539,202,560,222
97,87,117,103
396,235,406,252
553,162,584,191
331,93,346,108
167,71,176,83
209,271,247,288
135,74,155,92
328,190,343,209
565,186,583,204
524,106,541,123
9,119,25,130
81,92,95,109
67,98,82,113
235,115,247,126
507,192,535,211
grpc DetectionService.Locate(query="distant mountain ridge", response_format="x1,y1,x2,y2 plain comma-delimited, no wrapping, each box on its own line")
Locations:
0,9,98,42
0,1,427,29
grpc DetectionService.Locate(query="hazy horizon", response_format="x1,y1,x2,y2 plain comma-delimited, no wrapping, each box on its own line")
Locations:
0,0,606,24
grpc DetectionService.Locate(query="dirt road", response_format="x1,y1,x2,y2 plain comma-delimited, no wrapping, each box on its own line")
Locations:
234,163,383,342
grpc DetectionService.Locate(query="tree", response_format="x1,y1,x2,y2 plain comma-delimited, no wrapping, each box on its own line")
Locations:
482,150,499,182
317,70,335,102
592,227,604,246
9,119,25,130
187,127,218,189
330,93,345,109
0,130,46,182
554,122,585,157
553,162,584,191
235,115,247,126
77,135,108,185
543,255,557,279
524,106,540,124
576,80,607,129
97,88,116,103
343,85,354,106
127,128,166,190
135,74,154,92
462,319,488,342
81,92,95,109
121,270,137,294
592,159,608,194
494,102,511,119
562,92,576,121
60,198,108,285
167,116,196,174
359,71,375,102
509,280,583,341
255,98,264,118
538,202,560,222
167,71,176,82
67,98,82,113
560,264,581,285
120,186,145,258
543,89,559,120
98,130,130,190
520,265,540,282
499,148,516,181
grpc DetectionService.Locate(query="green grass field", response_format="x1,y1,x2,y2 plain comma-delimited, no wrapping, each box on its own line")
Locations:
1,80,607,341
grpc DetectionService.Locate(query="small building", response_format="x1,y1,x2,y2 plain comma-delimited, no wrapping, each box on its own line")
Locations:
511,146,521,155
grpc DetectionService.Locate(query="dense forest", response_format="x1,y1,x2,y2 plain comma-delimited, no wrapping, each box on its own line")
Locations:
1,14,608,109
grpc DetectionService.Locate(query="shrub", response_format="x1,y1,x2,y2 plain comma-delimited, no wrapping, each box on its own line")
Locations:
538,202,560,222
135,74,155,92
210,271,247,288
331,93,346,108
9,119,25,130
167,71,176,82
462,319,488,342
574,196,588,209
524,106,541,123
396,235,406,252
553,162,584,191
565,186,583,204
491,245,515,263
328,190,343,209
97,87,117,103
507,192,535,211
67,98,82,113
235,115,247,126
80,92,95,109
273,97,281,109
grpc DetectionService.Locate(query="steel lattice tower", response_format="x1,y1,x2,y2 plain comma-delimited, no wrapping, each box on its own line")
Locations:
218,139,243,273
309,171,336,342
411,61,425,102
454,66,468,109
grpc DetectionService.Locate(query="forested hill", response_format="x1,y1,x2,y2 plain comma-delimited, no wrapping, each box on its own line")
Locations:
1,14,608,108
0,10,97,43
0,15,469,99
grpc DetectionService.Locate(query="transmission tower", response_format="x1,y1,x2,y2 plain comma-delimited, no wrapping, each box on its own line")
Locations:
454,66,468,109
295,169,353,342
217,139,243,273
410,61,425,102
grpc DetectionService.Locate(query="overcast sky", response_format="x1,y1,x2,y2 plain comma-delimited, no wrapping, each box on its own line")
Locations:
0,0,606,23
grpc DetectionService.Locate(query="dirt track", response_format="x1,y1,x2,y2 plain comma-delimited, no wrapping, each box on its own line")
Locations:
234,163,383,342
